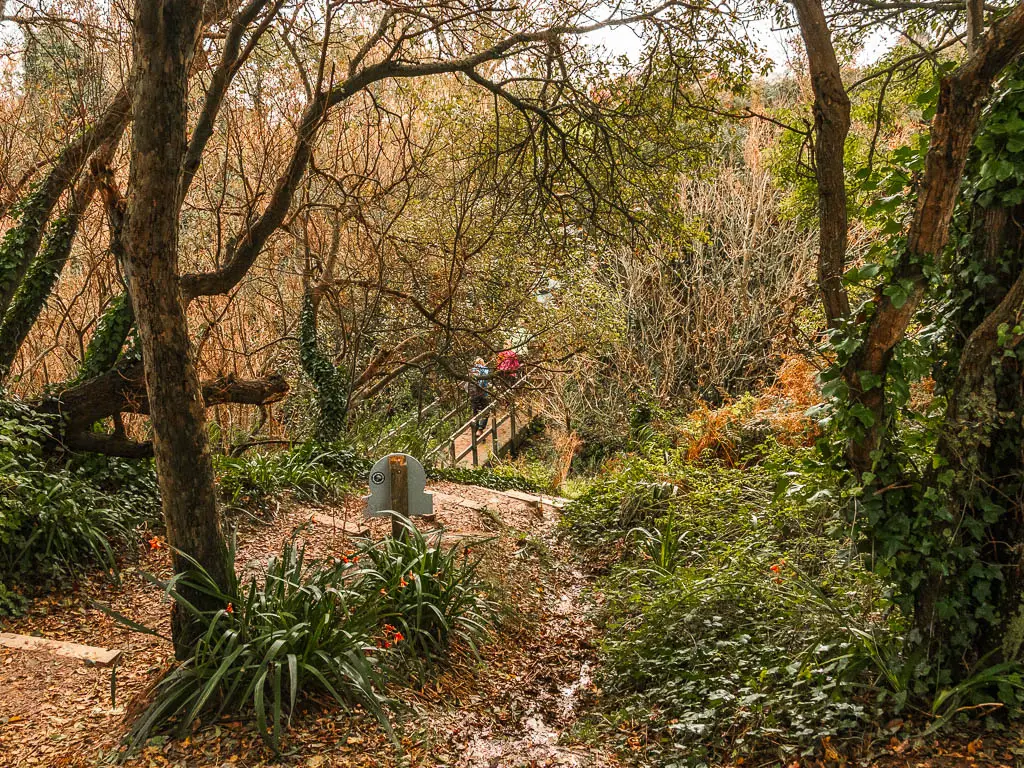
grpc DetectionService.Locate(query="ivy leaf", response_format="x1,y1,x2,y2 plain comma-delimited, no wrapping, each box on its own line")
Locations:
848,403,875,427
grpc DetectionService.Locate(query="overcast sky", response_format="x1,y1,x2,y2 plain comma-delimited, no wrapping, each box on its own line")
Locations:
585,15,896,76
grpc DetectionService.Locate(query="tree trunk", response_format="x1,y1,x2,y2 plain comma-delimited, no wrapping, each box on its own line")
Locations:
0,128,126,379
122,0,232,658
919,204,1024,660
792,0,851,329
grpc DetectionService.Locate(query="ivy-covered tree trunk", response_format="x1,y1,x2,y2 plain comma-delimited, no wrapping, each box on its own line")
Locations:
299,290,349,442
121,0,232,658
915,199,1024,660
0,89,130,321
0,128,125,379
74,293,135,383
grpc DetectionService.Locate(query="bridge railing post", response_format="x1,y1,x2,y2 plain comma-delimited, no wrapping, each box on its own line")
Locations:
470,420,479,466
491,407,499,456
509,401,517,458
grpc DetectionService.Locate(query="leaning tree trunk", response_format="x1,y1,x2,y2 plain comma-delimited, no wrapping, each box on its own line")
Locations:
122,0,232,658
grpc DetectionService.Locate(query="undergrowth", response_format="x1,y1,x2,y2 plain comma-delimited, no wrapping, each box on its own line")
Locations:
563,439,900,765
215,442,543,508
0,400,159,614
215,442,371,509
426,464,541,493
127,523,493,753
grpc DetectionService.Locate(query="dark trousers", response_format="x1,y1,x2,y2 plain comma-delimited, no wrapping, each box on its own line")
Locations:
470,394,489,430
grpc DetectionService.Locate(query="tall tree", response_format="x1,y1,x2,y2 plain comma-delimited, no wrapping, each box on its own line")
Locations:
121,0,230,655
793,0,1024,668
0,0,753,653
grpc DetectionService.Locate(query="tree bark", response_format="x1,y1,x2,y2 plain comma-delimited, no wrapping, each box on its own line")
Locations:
792,0,852,329
791,0,1024,473
121,0,232,658
0,127,126,379
52,361,287,430
0,88,131,320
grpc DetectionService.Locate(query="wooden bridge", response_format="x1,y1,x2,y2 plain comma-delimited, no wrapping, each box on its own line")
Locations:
424,375,534,468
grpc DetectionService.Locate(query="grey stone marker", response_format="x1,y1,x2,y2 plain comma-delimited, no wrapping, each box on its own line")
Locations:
364,453,434,518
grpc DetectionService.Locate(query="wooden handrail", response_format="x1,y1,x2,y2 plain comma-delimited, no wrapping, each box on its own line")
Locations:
369,398,441,452
425,373,531,465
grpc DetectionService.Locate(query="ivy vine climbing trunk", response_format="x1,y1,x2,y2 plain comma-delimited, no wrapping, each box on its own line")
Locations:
794,0,1024,474
300,290,350,442
0,127,126,378
0,88,130,323
121,0,232,658
793,0,1024,670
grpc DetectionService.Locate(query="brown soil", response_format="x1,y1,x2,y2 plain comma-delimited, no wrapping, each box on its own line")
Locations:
0,483,615,767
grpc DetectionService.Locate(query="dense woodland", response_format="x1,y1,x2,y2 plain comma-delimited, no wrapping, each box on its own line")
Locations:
3,0,1024,764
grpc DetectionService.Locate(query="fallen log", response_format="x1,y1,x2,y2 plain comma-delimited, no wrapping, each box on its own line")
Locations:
42,362,289,457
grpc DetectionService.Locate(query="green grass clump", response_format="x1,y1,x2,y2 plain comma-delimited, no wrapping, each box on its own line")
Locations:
360,520,494,664
215,442,371,509
427,464,540,493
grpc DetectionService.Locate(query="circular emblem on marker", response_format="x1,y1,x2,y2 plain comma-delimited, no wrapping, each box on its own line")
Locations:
370,471,386,485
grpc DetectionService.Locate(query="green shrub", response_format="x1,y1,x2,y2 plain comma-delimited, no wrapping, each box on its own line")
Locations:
215,442,370,508
560,453,675,546
129,538,387,752
598,554,888,765
0,400,158,608
359,520,494,662
427,464,541,493
129,527,495,752
565,442,898,764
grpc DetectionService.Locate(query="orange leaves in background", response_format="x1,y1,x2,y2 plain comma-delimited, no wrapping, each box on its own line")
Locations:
682,355,822,467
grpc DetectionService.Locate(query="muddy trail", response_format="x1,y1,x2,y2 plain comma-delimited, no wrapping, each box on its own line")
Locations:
0,483,618,767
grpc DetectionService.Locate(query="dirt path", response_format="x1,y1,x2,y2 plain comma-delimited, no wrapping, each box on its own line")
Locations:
0,484,616,767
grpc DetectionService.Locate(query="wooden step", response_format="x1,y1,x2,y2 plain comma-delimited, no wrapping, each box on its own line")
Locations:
0,632,122,667
309,513,370,537
494,489,569,509
539,495,568,509
431,491,488,511
501,489,541,507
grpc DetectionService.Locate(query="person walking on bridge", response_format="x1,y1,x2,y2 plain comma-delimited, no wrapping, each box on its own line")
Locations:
469,357,491,434
496,348,521,382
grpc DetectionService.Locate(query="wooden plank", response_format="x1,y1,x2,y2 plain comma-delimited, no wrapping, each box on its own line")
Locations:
310,513,370,537
539,496,568,509
501,489,541,507
494,489,569,509
0,632,122,667
431,491,487,511
390,454,408,539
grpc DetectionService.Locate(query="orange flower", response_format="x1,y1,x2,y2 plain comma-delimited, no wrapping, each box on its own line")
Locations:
399,578,408,588
225,603,234,614
148,536,163,551
393,632,404,643
380,588,387,595
341,556,350,564
770,564,781,573
352,555,359,563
